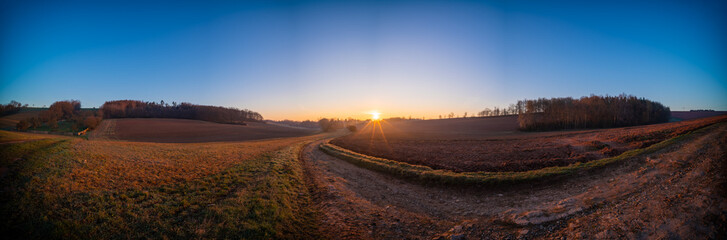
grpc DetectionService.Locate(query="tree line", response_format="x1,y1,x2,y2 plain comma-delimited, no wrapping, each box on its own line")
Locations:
476,104,521,117
516,94,670,131
318,118,364,132
100,100,263,124
267,120,320,129
437,105,520,120
1,101,26,117
16,100,103,131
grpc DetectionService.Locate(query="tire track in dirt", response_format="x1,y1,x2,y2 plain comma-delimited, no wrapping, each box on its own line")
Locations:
302,124,727,238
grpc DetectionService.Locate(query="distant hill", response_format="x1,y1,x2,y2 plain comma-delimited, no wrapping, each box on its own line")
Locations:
101,100,263,124
90,118,316,143
670,111,727,121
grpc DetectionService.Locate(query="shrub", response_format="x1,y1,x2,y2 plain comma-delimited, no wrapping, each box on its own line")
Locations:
16,119,30,130
29,117,41,129
318,118,335,132
346,125,357,132
48,118,58,129
84,116,102,129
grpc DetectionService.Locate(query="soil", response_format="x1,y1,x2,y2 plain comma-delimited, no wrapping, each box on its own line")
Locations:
302,123,727,239
671,111,727,121
89,118,316,143
332,115,727,172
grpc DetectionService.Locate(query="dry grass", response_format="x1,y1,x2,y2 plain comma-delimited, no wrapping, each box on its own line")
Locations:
0,130,58,143
0,130,330,239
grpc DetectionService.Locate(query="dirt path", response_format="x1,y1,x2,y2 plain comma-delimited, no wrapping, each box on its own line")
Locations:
302,124,727,239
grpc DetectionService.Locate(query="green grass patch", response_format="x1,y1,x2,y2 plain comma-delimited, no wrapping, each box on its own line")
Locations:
321,123,722,186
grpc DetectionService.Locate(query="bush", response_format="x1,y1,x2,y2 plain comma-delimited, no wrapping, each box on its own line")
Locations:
318,118,334,132
48,118,58,129
346,125,357,132
29,117,41,129
84,116,102,129
16,119,30,130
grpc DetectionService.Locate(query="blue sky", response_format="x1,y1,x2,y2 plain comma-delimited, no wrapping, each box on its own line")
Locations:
2,0,725,120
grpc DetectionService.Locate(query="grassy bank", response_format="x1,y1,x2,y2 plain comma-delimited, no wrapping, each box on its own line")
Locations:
320,123,721,186
0,131,324,239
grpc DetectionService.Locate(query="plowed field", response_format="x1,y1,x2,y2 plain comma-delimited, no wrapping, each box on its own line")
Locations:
331,115,727,172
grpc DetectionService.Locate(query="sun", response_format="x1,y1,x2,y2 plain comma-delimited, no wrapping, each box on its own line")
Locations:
371,111,381,120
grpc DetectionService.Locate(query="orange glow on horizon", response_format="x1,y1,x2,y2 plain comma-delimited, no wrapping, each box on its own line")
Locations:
371,111,381,120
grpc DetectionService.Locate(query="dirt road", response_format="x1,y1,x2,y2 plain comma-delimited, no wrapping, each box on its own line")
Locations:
302,124,727,239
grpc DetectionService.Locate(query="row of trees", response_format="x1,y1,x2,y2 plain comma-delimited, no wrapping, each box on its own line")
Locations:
17,100,103,131
267,119,320,129
517,94,670,131
101,100,263,124
477,104,521,117
318,118,364,132
1,101,26,117
437,105,521,120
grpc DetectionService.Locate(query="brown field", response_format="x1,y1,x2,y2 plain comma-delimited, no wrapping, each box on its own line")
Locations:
331,115,727,172
91,118,317,143
671,111,727,121
376,115,521,139
0,111,43,129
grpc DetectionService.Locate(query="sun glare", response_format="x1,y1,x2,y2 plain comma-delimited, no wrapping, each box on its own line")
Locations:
371,112,381,120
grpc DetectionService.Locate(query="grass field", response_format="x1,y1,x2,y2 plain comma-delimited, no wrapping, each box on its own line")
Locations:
0,130,331,239
92,118,317,143
332,114,727,172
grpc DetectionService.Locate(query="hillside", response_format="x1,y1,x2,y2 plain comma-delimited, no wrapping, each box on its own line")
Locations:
89,118,317,143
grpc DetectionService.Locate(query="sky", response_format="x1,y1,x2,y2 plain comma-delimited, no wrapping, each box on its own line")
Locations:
2,0,726,121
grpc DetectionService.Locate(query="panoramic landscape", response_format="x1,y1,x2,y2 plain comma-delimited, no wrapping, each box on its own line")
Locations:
1,0,726,239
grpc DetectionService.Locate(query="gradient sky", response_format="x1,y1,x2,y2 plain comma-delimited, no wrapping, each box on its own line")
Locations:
2,0,726,120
